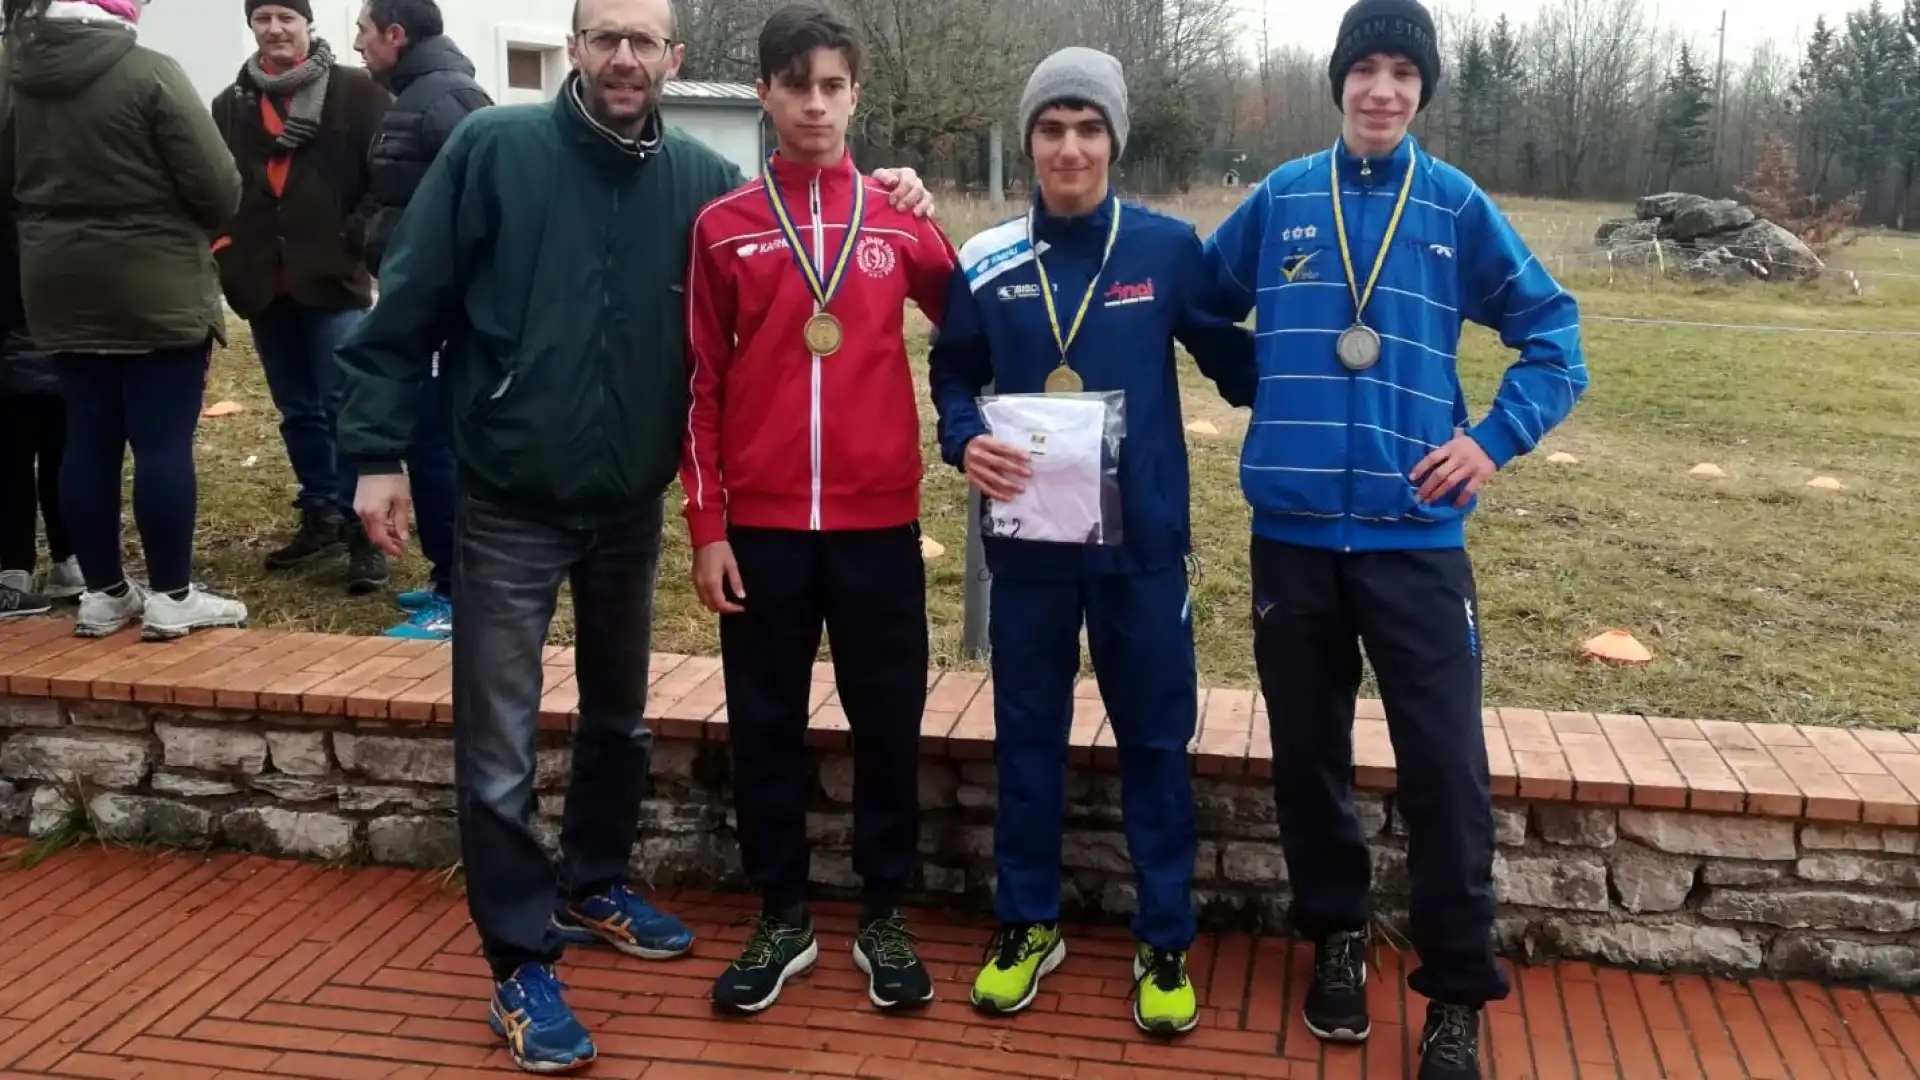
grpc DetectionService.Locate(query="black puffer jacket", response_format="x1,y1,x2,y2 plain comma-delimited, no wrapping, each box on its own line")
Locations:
363,35,492,274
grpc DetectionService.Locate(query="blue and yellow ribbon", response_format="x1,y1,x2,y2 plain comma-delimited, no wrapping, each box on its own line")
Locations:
1328,139,1416,329
762,157,866,315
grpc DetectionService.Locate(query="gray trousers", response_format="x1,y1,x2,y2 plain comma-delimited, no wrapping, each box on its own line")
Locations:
450,492,662,981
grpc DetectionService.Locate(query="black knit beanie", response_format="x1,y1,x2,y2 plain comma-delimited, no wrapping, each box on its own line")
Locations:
1327,0,1440,113
246,0,313,21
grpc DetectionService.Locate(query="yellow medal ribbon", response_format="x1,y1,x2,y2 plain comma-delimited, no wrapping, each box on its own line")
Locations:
762,156,866,348
1029,196,1123,391
1328,139,1416,334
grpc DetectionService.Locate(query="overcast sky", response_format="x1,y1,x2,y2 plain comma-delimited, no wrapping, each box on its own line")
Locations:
1247,0,1873,61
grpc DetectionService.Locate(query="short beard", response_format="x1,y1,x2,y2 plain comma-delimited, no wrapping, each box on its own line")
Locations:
585,74,653,139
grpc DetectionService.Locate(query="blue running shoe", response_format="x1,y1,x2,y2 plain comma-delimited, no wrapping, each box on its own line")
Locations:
396,587,443,612
553,884,695,960
384,595,452,641
488,964,595,1074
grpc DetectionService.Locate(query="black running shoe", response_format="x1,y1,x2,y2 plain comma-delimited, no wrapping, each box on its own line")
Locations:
710,914,817,1015
1302,930,1370,1042
0,574,51,620
1418,1002,1482,1079
852,911,934,1010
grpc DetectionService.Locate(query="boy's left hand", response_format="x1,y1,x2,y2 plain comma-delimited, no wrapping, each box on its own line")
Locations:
1412,432,1497,508
872,167,936,218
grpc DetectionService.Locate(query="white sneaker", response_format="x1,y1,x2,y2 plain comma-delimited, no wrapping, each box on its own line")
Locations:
142,585,248,641
75,582,150,637
42,557,85,600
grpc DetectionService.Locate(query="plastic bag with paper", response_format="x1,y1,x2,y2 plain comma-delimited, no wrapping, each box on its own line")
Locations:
975,390,1126,546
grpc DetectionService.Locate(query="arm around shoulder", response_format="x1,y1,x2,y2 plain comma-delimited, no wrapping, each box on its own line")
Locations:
1174,224,1258,408
1198,175,1271,323
926,268,994,469
1458,186,1589,468
906,216,960,327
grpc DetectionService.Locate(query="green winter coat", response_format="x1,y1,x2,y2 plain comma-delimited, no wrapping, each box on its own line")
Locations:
0,16,240,353
335,79,743,527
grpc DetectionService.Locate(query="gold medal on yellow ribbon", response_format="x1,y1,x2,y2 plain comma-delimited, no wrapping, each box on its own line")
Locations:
762,157,865,357
1329,140,1416,372
1030,197,1122,394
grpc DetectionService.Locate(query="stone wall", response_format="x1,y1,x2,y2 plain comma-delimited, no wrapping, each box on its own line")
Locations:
4,694,1917,991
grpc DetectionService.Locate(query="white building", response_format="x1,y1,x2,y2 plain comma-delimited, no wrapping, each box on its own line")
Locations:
137,0,765,176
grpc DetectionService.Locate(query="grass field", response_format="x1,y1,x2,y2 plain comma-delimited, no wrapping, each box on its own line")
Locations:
150,196,1920,729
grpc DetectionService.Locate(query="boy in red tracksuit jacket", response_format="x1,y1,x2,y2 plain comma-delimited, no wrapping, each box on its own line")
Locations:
680,2,957,1019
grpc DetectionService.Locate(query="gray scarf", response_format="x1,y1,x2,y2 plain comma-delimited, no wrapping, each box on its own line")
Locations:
243,35,333,151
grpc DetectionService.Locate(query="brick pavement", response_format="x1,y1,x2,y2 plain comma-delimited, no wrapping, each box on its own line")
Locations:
3,845,1919,1079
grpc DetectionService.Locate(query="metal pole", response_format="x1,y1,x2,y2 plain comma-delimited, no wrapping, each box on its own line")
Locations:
960,381,995,661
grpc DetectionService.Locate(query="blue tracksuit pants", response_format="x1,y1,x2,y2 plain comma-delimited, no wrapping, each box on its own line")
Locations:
987,564,1199,951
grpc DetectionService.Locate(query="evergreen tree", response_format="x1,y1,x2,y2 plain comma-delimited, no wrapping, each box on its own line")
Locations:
1791,17,1843,190
1484,15,1525,192
1450,24,1495,173
1830,1,1911,214
1655,43,1715,187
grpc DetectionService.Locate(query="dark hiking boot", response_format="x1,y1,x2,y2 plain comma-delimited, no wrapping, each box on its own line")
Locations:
265,508,346,571
345,526,390,595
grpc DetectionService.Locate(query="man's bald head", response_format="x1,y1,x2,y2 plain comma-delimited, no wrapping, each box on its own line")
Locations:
573,0,674,33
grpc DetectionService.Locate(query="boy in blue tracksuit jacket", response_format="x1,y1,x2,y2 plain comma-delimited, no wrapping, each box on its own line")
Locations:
928,47,1256,1037
1201,2,1586,1077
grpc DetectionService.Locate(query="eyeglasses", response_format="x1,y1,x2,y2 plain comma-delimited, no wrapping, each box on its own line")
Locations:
577,29,672,62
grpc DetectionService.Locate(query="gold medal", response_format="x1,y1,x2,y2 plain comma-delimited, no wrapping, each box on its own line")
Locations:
1044,365,1084,393
1031,198,1122,394
762,155,865,357
1328,139,1415,374
804,312,843,356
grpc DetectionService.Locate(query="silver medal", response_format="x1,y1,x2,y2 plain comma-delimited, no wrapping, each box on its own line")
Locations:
1336,324,1381,371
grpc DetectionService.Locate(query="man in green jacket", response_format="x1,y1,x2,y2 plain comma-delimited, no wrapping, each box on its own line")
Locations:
334,0,930,1071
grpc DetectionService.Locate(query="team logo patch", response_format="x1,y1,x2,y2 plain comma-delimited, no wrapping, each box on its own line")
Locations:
1280,249,1321,282
1281,225,1319,242
1104,279,1155,307
857,235,897,278
997,283,1042,301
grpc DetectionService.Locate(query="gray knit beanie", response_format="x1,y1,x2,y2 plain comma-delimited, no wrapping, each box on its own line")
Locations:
1019,47,1129,161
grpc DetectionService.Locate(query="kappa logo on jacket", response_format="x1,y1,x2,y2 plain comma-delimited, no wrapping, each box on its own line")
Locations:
735,237,791,259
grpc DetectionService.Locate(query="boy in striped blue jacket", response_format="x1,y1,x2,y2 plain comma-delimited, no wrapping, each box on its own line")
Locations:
1201,1,1587,1077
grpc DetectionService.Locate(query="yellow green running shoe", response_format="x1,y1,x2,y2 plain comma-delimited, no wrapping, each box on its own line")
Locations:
970,922,1065,1015
1132,943,1199,1036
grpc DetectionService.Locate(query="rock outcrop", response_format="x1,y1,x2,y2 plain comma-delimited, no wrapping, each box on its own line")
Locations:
1594,192,1823,283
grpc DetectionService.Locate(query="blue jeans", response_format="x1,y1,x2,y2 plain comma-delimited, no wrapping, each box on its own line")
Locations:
250,298,364,515
451,492,664,980
410,359,457,598
56,346,209,593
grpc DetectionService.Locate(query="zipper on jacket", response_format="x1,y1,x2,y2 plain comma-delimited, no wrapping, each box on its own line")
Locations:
808,174,825,532
1342,155,1366,553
